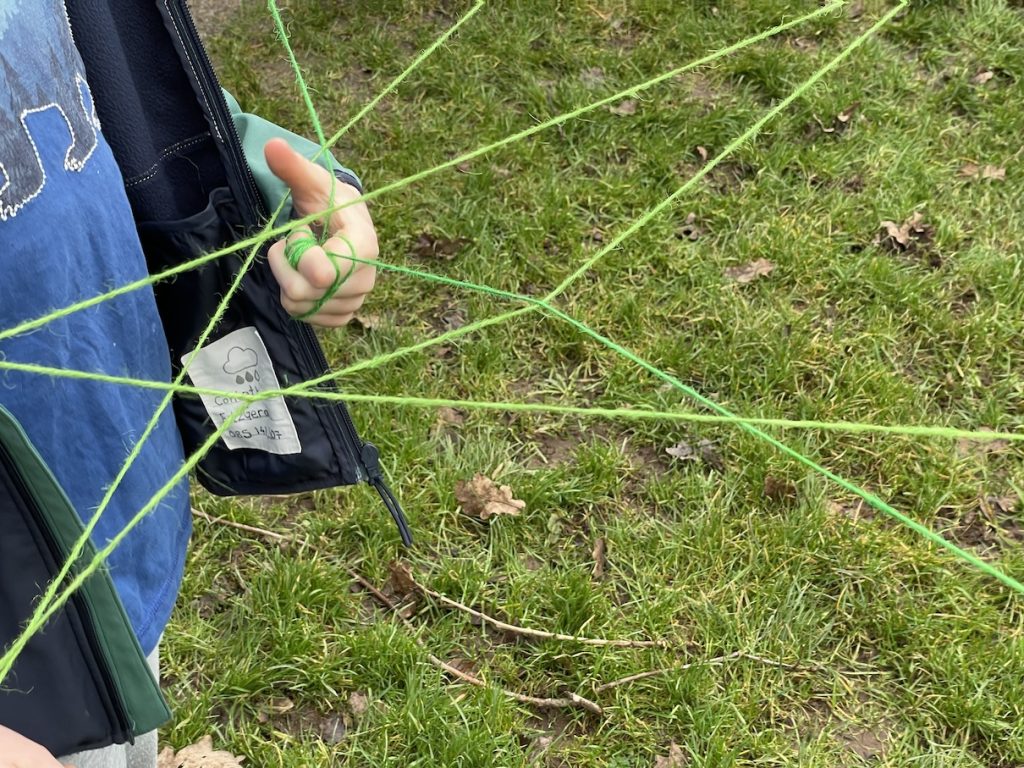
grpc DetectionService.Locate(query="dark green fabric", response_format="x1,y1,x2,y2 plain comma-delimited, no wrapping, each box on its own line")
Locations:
0,406,171,737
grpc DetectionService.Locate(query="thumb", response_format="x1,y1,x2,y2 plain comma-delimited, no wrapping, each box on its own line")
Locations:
263,137,331,210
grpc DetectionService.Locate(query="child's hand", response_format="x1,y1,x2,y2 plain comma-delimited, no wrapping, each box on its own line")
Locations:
0,725,70,767
264,138,378,328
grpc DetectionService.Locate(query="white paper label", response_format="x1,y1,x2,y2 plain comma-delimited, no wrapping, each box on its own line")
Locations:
182,327,302,455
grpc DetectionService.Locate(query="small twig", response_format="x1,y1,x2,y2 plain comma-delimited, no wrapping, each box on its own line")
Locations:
594,651,797,693
404,567,669,649
348,566,603,715
191,507,289,542
193,513,783,715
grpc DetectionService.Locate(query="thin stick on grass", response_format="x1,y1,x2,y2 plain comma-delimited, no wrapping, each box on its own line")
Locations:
191,511,794,713
400,564,670,649
346,566,603,715
594,651,798,693
192,507,290,542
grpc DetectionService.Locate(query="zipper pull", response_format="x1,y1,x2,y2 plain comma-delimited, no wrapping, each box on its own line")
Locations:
360,442,413,547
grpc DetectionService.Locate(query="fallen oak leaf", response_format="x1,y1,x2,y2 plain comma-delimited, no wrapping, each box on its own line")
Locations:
455,474,526,520
157,736,245,768
724,258,775,284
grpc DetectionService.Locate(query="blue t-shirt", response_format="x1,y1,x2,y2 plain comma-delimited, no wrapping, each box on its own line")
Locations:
0,1,190,654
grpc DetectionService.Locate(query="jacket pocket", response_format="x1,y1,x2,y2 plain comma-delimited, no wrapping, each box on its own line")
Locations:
0,406,170,756
137,187,365,495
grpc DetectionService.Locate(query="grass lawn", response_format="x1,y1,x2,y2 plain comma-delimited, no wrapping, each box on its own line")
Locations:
173,0,1024,764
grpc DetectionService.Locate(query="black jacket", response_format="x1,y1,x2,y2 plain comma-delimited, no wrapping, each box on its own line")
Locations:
0,0,407,754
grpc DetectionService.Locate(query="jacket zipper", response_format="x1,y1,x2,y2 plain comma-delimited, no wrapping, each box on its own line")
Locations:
167,0,411,546
0,443,135,742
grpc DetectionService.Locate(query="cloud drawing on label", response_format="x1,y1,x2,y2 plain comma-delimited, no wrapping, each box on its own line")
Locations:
223,346,259,375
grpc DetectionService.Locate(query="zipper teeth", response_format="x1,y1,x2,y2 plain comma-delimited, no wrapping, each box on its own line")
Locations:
0,444,133,737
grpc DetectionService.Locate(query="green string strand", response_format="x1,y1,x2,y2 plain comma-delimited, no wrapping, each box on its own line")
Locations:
267,0,327,146
2,238,1021,445
0,0,492,683
2,357,1022,444
0,1,838,345
10,0,1018,689
284,233,358,320
276,1,1024,592
0,404,250,682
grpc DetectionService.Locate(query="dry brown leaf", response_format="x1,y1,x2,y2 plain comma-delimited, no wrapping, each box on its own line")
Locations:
388,560,418,597
666,441,697,461
959,163,1006,181
591,537,607,579
654,742,689,767
348,691,370,718
724,258,775,284
956,433,1010,458
958,162,980,178
580,67,606,87
157,736,244,768
826,499,872,523
981,165,1006,181
764,475,798,502
436,407,465,427
410,232,471,260
980,494,1018,519
431,406,466,439
877,212,933,253
455,474,526,520
609,99,638,116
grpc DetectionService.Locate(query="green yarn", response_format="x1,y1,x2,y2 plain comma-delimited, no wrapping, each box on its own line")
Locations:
0,1,839,345
8,0,1023,690
0,0,493,684
2,356,1021,444
284,232,358,320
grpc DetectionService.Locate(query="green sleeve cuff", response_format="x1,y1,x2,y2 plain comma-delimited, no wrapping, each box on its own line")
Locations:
223,89,363,224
